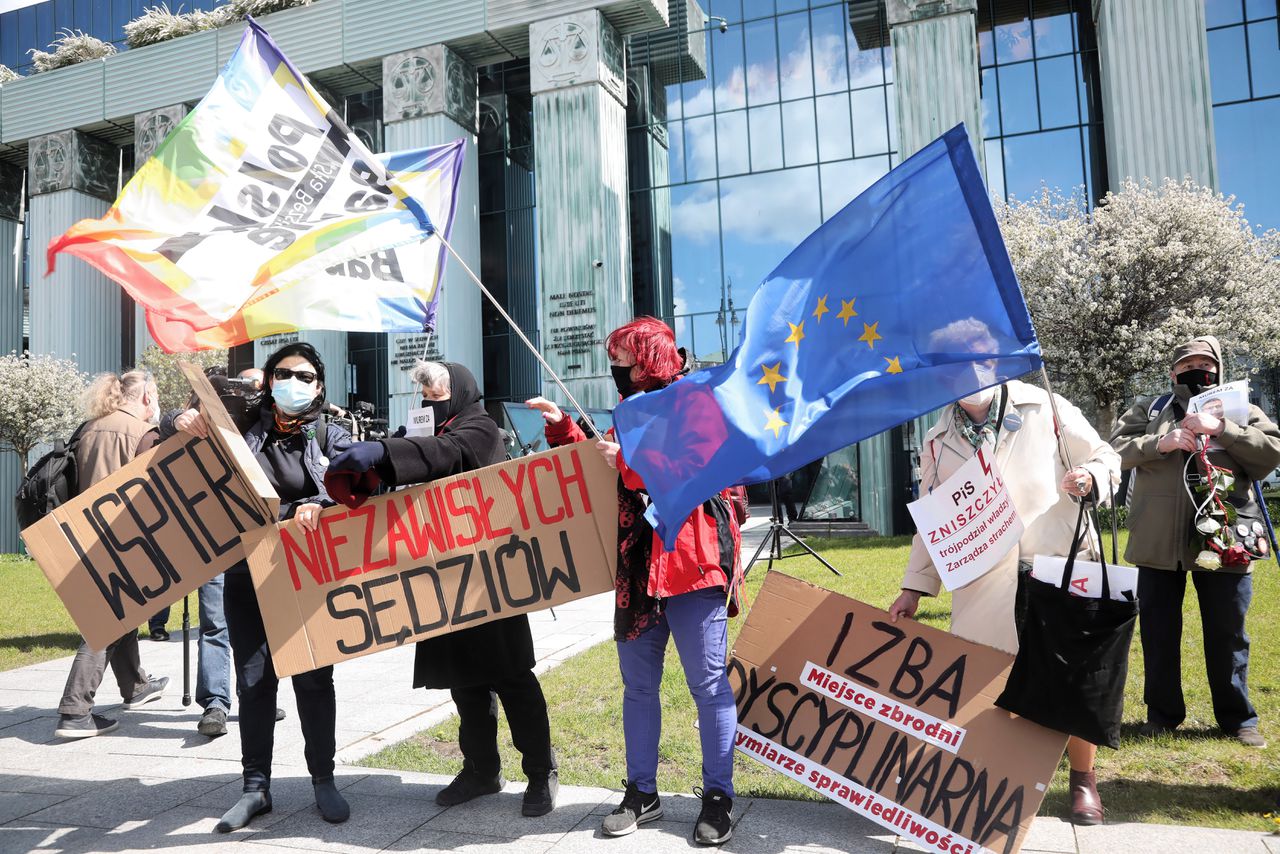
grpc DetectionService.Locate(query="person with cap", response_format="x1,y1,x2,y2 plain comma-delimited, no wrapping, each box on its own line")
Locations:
326,360,558,818
176,342,353,831
888,317,1121,826
1111,335,1280,749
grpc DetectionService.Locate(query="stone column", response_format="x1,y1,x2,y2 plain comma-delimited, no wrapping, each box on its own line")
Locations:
0,163,22,553
887,0,984,170
28,130,122,376
382,43,481,430
531,10,634,409
1093,0,1216,188
130,104,189,363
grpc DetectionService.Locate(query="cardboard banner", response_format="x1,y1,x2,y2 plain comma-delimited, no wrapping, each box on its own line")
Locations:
906,448,1022,591
729,572,1067,854
22,364,279,650
243,443,618,677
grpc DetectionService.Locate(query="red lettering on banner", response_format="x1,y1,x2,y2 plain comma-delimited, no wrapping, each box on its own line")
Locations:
554,448,592,518
350,505,392,574
528,458,564,524
447,481,482,547
473,476,512,539
321,511,359,580
418,489,453,552
282,526,325,591
497,463,532,530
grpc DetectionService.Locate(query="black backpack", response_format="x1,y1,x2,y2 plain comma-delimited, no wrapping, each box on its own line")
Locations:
14,421,89,531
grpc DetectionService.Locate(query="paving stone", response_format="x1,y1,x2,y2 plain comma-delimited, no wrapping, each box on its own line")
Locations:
242,792,433,853
389,827,554,852
22,775,228,829
1019,817,1078,853
417,779,612,843
1075,821,1267,854
0,791,71,824
0,773,96,797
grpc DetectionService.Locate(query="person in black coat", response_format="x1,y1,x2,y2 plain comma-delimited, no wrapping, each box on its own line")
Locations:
327,360,558,817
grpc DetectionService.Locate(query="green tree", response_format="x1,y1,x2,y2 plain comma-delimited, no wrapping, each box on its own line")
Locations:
138,344,228,415
0,352,89,477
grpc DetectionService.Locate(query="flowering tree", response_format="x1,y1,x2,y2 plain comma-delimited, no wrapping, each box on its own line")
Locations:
138,344,228,415
0,353,89,477
997,179,1280,434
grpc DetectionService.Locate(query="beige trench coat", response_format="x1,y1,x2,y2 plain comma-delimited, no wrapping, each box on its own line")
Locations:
901,380,1121,654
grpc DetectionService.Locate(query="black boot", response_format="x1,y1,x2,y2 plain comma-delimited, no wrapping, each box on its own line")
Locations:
214,791,272,833
435,767,506,806
314,778,350,824
522,769,559,817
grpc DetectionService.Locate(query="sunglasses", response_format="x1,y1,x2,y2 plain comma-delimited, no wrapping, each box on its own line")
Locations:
272,368,317,384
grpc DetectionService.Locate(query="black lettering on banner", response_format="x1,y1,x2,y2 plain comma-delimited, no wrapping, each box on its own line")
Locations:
401,564,448,633
781,692,822,752
495,535,542,608
825,611,853,668
918,655,967,719
238,184,282,218
267,144,308,173
268,113,322,147
148,453,211,563
845,620,906,689
440,554,488,626
239,159,294,190
763,681,798,741
889,637,932,701
199,436,270,536
61,518,145,620
476,550,503,615
363,574,410,646
926,756,976,827
116,477,183,592
534,530,581,599
327,585,373,654
88,491,177,602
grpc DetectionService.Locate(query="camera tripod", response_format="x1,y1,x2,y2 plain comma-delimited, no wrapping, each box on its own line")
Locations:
743,480,842,578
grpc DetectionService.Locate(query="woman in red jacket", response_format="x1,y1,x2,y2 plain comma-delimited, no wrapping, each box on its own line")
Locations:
527,317,742,846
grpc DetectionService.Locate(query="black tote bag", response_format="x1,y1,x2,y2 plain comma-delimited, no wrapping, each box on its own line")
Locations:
996,497,1137,748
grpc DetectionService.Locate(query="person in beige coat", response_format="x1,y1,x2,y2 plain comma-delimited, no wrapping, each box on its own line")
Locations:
53,370,169,739
888,320,1120,825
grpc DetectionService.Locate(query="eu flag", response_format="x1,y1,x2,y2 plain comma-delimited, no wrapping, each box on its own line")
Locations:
613,125,1042,549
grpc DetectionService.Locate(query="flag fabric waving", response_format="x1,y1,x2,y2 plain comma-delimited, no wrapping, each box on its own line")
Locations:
612,124,1043,549
47,19,458,351
143,142,464,351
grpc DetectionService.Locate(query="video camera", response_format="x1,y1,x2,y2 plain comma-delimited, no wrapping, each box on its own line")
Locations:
327,400,389,441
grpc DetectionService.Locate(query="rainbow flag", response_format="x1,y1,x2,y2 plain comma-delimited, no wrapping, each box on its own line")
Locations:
47,19,463,352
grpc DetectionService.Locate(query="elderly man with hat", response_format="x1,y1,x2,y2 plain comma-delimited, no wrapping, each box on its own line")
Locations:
1111,335,1280,747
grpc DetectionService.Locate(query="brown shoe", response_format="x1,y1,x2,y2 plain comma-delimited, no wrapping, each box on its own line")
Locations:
1069,769,1103,826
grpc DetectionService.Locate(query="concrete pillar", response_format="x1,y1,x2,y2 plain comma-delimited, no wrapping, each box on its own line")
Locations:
887,0,984,171
531,10,634,409
0,163,22,553
1093,0,1217,188
130,103,189,363
28,130,122,377
382,43,481,431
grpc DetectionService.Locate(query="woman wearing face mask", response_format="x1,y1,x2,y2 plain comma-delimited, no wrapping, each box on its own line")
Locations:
325,361,559,818
525,317,743,847
175,342,352,832
887,318,1121,827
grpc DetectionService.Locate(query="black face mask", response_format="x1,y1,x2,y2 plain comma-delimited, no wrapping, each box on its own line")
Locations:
1175,368,1218,394
423,398,452,431
611,365,636,398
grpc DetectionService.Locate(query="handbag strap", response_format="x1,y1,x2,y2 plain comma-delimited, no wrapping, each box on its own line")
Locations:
1062,491,1113,601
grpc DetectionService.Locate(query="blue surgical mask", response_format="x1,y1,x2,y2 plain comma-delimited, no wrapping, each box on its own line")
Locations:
272,378,317,414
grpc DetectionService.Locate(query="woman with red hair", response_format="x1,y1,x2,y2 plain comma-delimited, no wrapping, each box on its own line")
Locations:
527,317,743,846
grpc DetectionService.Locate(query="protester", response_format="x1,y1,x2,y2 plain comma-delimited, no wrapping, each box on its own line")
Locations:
326,360,559,817
53,370,169,739
888,318,1121,825
526,317,743,845
176,343,351,831
239,367,265,392
1111,335,1280,748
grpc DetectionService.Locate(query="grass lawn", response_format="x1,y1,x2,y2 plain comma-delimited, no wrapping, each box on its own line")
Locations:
358,533,1280,832
0,556,193,671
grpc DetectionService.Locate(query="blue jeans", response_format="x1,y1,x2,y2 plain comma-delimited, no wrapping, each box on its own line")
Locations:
1138,567,1258,733
617,587,735,797
197,573,232,713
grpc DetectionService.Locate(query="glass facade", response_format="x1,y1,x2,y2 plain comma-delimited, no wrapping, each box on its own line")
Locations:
1206,0,1280,233
0,0,222,73
977,0,1107,203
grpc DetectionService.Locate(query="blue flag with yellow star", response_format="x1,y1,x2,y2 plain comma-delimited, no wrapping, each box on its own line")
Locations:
613,124,1042,549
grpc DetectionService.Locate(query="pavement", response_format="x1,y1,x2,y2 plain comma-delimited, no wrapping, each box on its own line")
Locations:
0,517,1275,853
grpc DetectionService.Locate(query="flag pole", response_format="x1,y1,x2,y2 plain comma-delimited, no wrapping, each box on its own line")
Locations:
435,235,604,442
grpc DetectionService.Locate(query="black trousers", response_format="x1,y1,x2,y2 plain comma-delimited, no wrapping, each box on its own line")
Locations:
225,570,336,791
452,669,555,780
1137,567,1258,733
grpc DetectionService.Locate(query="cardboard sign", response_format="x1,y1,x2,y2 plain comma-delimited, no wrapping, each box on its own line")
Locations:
406,405,435,437
22,364,279,650
1029,555,1138,602
906,448,1022,591
730,572,1067,854
243,443,618,677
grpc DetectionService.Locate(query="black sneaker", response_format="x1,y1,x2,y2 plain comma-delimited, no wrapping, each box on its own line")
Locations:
601,780,662,837
198,707,228,737
123,676,169,710
522,770,559,817
435,768,506,806
53,713,118,739
150,628,170,642
693,786,733,845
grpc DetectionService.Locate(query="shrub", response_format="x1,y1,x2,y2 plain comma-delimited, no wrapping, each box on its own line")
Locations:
28,30,116,73
0,65,18,84
227,0,312,17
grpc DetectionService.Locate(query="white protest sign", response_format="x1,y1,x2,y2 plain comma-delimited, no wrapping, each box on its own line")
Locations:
1189,380,1249,427
1030,556,1138,602
406,405,435,437
907,447,1022,591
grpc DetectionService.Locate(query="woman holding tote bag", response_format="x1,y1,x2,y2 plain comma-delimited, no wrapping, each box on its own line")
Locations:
887,319,1121,826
